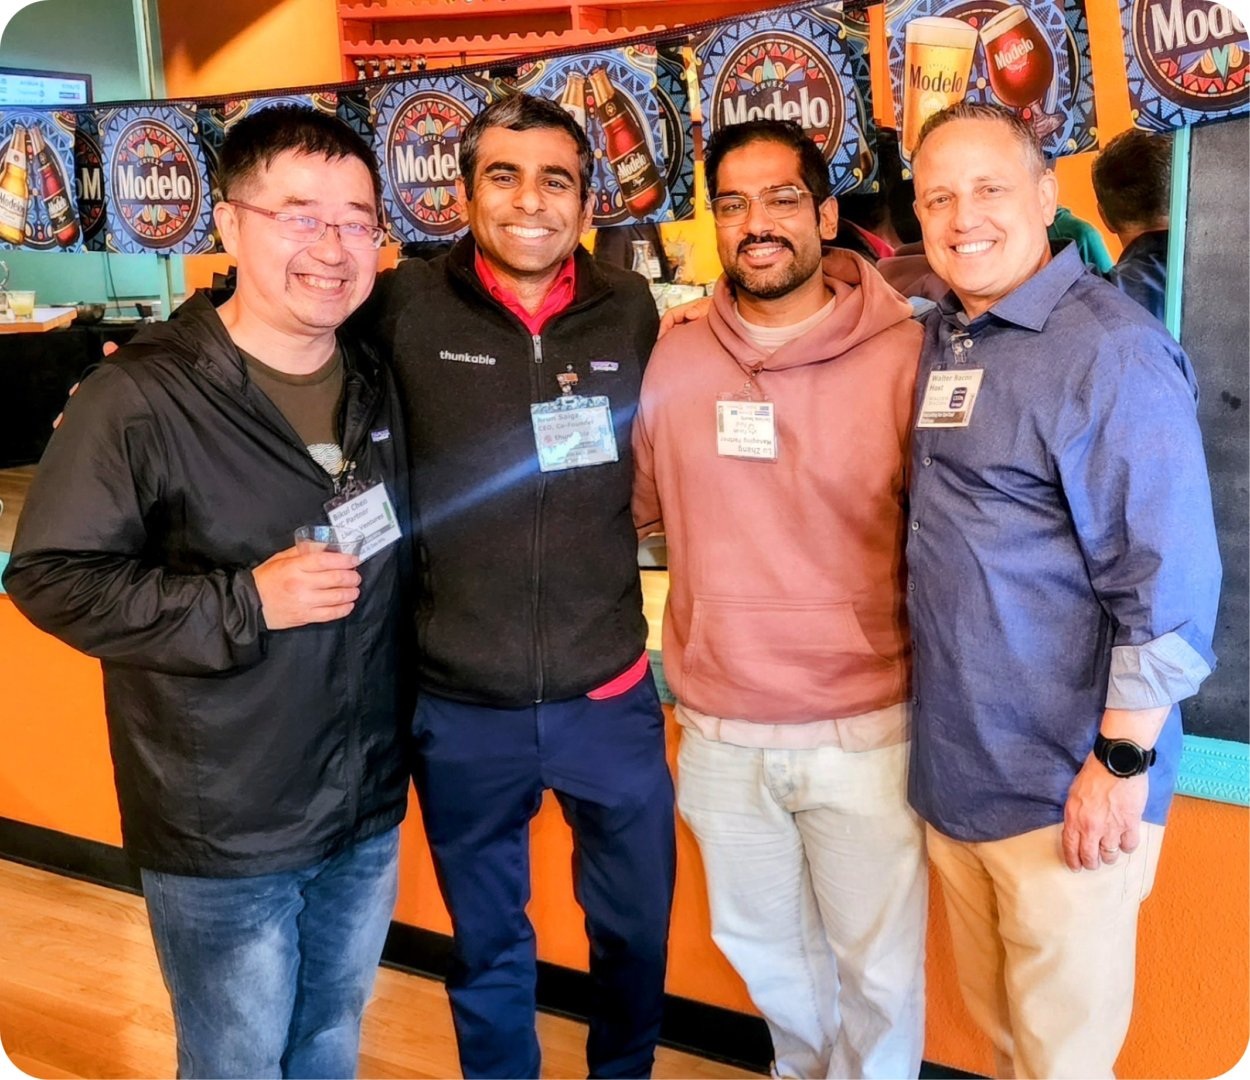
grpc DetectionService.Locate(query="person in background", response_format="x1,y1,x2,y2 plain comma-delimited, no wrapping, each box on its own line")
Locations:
1092,128,1174,323
4,107,410,1079
353,94,674,1080
1047,207,1114,275
907,101,1221,1079
634,119,928,1080
594,221,674,282
833,190,897,262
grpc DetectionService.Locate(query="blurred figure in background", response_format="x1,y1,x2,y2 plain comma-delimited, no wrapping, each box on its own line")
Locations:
1093,128,1173,323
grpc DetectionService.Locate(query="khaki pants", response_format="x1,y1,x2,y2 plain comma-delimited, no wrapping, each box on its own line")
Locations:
926,821,1164,1080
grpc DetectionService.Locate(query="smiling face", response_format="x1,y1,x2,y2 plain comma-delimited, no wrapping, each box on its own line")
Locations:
214,149,379,338
457,124,594,284
912,117,1058,320
712,139,837,306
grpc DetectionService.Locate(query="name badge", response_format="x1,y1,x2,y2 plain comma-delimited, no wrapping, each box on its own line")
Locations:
325,481,402,562
916,369,984,429
716,400,777,461
531,395,619,472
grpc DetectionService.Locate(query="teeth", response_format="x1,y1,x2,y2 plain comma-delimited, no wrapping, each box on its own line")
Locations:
505,226,552,238
298,275,345,290
745,246,785,256
954,240,994,254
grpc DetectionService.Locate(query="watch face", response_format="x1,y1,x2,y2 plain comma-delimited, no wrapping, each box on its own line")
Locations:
1107,741,1144,776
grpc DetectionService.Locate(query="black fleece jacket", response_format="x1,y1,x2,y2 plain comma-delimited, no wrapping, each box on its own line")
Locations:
355,238,660,706
3,295,411,875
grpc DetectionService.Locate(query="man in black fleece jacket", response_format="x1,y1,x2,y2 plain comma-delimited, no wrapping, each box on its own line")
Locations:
353,94,675,1079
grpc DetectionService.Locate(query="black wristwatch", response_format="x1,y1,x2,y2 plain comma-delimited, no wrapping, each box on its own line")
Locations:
1093,733,1157,778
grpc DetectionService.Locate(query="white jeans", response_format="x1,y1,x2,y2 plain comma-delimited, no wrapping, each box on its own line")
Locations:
677,728,928,1079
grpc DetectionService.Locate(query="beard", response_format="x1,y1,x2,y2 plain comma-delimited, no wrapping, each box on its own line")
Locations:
722,234,823,301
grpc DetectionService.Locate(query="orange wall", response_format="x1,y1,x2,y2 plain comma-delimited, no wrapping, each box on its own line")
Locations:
1,596,1247,1077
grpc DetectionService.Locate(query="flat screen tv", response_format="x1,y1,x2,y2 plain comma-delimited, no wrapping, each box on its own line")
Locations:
0,66,92,107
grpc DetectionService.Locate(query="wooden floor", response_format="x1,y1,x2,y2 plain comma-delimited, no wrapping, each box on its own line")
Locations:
0,466,35,554
0,859,758,1080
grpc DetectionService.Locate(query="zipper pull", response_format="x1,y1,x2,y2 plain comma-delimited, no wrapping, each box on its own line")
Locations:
532,334,543,364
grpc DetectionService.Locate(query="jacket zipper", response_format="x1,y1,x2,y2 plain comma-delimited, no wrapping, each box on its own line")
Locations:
531,333,546,704
336,367,387,830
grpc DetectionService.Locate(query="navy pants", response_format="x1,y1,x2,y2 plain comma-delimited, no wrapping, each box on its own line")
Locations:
142,827,400,1079
411,672,676,1079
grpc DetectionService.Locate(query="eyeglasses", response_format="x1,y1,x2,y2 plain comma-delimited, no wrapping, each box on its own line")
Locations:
227,201,387,250
708,185,814,227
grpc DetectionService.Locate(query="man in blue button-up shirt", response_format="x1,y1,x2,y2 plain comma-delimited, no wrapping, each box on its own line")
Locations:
905,102,1221,1080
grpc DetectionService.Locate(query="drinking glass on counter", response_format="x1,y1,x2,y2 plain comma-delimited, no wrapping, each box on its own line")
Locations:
8,291,35,320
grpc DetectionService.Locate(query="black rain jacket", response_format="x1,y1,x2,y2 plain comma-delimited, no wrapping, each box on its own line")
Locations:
3,294,411,876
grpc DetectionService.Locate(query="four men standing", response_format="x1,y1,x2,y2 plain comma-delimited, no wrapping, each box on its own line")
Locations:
4,93,1225,1080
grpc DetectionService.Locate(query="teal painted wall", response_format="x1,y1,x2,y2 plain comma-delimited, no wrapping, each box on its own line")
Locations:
0,0,180,306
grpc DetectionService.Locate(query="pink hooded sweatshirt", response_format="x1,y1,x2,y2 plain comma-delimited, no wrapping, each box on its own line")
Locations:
633,250,923,742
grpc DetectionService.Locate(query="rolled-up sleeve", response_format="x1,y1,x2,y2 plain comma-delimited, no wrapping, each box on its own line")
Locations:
1057,335,1222,709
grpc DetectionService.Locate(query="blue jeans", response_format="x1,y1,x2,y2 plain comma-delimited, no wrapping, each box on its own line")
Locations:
412,673,676,1079
141,827,400,1079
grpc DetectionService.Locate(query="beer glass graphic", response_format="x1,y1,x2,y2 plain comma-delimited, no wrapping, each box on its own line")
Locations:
980,4,1062,137
902,17,979,160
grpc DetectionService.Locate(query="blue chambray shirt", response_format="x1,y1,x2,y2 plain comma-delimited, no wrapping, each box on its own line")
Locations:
906,242,1222,843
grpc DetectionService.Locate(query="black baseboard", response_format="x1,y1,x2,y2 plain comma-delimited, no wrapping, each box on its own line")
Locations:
0,815,983,1078
0,814,141,893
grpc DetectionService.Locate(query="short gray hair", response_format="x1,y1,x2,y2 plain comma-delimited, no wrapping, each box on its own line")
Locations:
913,101,1046,178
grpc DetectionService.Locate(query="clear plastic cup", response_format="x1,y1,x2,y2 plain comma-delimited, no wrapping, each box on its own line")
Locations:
9,291,35,320
294,525,365,556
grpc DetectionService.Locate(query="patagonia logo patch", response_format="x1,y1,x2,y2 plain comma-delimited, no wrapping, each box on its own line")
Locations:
591,361,619,372
370,429,391,443
441,349,497,366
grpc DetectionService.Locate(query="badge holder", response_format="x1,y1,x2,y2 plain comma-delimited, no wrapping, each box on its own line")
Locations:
531,368,619,473
323,460,403,562
716,373,778,462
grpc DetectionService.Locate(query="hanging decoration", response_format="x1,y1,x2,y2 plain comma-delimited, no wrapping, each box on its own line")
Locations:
514,45,674,227
0,109,83,253
885,0,1076,169
696,4,866,196
1120,0,1247,131
98,103,215,254
656,41,698,221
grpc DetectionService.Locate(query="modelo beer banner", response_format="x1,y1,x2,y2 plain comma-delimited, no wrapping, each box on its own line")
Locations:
514,45,675,228
74,110,106,251
99,103,215,254
1120,0,1248,131
1064,0,1100,154
696,4,867,196
5,0,1249,259
355,73,489,244
816,2,882,192
656,42,697,221
0,110,83,253
886,0,1077,168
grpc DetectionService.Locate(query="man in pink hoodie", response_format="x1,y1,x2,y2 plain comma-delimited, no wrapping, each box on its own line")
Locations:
633,121,927,1079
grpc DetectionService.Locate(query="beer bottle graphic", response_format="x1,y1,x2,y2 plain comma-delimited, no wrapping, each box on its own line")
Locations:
0,125,31,246
558,72,587,131
588,68,666,218
29,126,81,248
